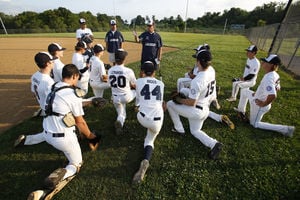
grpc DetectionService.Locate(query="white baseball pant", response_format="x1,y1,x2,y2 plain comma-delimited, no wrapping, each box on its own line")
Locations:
90,80,110,98
167,101,218,149
113,90,136,126
243,89,292,134
137,112,163,148
231,80,255,99
44,128,82,179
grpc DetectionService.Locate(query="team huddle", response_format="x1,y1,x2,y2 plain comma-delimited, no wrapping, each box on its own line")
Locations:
13,18,295,199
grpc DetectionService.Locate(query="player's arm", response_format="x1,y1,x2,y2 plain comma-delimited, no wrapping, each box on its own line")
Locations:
255,94,276,107
74,115,96,139
133,31,140,42
178,98,197,106
157,47,162,61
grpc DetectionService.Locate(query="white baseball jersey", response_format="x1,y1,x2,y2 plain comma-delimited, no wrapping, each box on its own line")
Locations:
243,57,260,83
53,59,64,82
167,65,218,149
72,52,89,92
89,56,106,83
108,64,137,95
136,76,164,148
189,66,216,108
43,82,84,133
42,81,84,175
31,71,55,110
254,71,280,102
76,28,93,39
136,77,164,118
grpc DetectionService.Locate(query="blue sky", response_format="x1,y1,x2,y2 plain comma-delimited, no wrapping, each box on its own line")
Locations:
0,0,285,21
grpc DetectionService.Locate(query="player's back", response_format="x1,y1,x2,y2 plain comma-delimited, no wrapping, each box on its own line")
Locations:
108,65,136,95
192,67,216,107
31,71,54,110
136,77,164,117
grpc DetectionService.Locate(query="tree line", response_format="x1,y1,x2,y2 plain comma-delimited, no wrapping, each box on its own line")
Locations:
0,2,286,34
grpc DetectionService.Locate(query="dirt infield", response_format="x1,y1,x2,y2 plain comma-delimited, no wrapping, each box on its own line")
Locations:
0,37,176,133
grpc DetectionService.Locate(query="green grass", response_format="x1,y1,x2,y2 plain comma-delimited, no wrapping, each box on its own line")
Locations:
0,33,299,200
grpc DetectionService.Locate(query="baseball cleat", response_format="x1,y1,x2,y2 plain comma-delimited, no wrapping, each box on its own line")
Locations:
221,115,235,130
208,142,223,160
114,120,123,135
132,159,149,184
212,99,221,110
27,190,47,200
237,112,249,123
44,168,67,190
171,127,185,135
14,134,26,148
286,126,295,137
226,97,236,102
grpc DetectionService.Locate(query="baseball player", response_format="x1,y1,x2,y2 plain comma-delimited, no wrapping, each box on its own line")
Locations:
167,50,223,160
179,54,234,130
108,49,137,135
76,18,93,42
89,44,110,98
72,41,90,95
236,54,295,136
132,61,165,184
14,52,56,147
226,45,260,108
48,43,66,82
105,19,125,65
177,44,210,92
26,64,100,199
133,19,163,70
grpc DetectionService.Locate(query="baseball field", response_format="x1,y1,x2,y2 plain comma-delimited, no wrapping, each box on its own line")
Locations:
0,33,299,199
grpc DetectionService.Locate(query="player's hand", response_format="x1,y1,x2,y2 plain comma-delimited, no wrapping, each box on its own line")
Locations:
132,30,137,36
255,99,264,107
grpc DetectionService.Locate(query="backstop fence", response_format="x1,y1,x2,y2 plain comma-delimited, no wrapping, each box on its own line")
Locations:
245,0,300,76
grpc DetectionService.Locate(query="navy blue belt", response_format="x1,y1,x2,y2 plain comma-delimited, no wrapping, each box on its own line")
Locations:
140,112,161,121
45,130,65,137
196,105,203,110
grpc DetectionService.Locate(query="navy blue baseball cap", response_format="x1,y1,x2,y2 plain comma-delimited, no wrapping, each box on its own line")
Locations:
115,49,128,61
93,44,105,53
48,43,66,53
141,61,155,76
245,45,258,52
196,50,212,62
34,52,56,67
79,18,86,24
261,54,281,65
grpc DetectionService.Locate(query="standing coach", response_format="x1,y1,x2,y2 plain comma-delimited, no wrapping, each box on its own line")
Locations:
133,19,163,71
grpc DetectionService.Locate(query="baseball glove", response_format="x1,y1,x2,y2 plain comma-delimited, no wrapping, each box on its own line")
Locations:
92,97,107,109
237,112,250,123
170,91,187,104
81,34,94,44
104,63,111,70
88,131,101,151
232,77,240,82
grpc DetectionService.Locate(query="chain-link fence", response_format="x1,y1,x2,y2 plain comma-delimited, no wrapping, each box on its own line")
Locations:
246,0,300,76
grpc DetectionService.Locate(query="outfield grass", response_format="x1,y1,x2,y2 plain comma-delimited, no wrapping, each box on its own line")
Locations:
0,33,299,200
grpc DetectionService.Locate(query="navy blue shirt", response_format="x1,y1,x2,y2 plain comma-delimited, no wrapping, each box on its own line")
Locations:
105,30,124,53
138,31,162,65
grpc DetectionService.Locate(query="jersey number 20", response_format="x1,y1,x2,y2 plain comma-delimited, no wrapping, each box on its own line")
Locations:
109,75,126,88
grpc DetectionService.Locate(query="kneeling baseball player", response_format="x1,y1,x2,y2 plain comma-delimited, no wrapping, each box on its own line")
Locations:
167,50,223,160
132,61,165,184
18,64,100,200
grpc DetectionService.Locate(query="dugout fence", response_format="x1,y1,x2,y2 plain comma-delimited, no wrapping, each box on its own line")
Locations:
245,0,300,76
